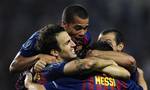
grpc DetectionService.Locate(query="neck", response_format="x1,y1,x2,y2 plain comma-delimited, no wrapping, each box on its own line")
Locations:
56,56,63,62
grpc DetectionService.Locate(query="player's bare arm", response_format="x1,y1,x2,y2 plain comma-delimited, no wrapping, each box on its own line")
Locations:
25,72,46,90
9,52,56,73
64,57,130,79
89,50,137,72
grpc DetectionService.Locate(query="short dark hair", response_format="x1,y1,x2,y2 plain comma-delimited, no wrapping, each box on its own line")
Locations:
91,41,113,51
36,24,65,54
100,28,124,45
62,5,89,23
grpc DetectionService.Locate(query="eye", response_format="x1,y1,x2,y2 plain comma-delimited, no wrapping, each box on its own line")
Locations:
106,39,111,43
83,25,88,30
64,40,70,45
73,25,83,31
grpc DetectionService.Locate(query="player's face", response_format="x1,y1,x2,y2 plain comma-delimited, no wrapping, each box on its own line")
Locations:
56,31,77,60
98,32,119,51
64,16,89,39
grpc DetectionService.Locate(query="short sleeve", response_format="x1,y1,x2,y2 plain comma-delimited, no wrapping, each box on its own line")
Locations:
41,62,66,80
19,31,39,57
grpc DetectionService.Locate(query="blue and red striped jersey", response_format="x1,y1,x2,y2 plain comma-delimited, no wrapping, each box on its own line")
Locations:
36,62,131,90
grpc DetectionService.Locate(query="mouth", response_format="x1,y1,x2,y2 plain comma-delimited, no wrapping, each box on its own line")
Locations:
71,48,75,53
77,35,85,38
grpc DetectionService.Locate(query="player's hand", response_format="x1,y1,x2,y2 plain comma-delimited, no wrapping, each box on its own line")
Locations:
24,72,32,88
36,54,56,64
34,60,47,72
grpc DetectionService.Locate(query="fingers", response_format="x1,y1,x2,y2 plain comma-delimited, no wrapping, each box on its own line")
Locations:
37,54,57,64
24,72,32,88
43,55,57,63
34,60,47,72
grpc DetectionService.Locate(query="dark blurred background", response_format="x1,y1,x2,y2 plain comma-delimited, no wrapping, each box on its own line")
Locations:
0,0,149,89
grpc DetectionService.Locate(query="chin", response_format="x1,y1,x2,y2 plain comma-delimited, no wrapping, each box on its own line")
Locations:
71,54,77,58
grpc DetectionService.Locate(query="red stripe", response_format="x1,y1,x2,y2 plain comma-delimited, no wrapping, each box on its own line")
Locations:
111,86,114,90
104,85,108,90
82,80,86,90
117,80,121,90
120,81,127,90
96,85,101,90
88,76,94,90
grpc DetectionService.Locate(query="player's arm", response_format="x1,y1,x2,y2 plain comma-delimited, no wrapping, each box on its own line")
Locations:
99,65,130,80
64,57,130,79
9,52,56,73
89,50,137,72
9,52,38,73
25,72,46,90
137,68,148,90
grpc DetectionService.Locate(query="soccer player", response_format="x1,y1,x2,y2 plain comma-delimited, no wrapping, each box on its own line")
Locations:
97,28,147,90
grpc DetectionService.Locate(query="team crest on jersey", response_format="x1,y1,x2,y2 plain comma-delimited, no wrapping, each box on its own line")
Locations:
22,39,32,50
95,75,116,87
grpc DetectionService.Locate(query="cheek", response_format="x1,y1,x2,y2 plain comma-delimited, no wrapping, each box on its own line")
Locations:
71,30,80,34
62,46,70,53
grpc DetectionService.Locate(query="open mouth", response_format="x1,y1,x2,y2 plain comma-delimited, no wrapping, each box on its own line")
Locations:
71,49,75,54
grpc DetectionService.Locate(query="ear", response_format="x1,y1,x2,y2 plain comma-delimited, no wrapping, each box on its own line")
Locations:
61,21,65,27
117,42,124,51
61,22,68,29
97,34,101,41
50,49,59,57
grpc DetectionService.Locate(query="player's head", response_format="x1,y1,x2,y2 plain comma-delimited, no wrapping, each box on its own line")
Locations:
98,28,125,51
61,5,89,39
36,24,77,60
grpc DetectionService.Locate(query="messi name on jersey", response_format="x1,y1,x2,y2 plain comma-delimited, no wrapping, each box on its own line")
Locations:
95,75,116,87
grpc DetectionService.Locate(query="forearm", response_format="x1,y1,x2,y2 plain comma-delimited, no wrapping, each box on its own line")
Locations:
26,84,46,90
64,57,114,75
137,68,148,90
99,65,130,80
9,52,38,73
138,78,147,90
25,72,46,90
90,50,137,72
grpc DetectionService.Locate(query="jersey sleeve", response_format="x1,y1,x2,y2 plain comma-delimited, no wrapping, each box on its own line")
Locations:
127,80,143,90
19,31,39,57
41,61,66,80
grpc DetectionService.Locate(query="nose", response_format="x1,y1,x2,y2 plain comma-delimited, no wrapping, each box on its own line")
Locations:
78,29,87,37
71,40,76,47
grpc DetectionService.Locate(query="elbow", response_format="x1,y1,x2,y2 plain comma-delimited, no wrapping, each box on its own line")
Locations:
128,56,136,65
9,64,13,72
9,54,23,73
125,56,136,68
128,56,137,70
9,60,19,73
124,56,137,73
117,67,131,80
123,70,131,80
9,65,15,73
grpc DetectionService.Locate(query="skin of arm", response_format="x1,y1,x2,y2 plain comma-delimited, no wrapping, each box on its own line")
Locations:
99,65,130,80
137,68,147,90
9,52,56,73
89,50,137,73
25,72,46,90
64,57,130,80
